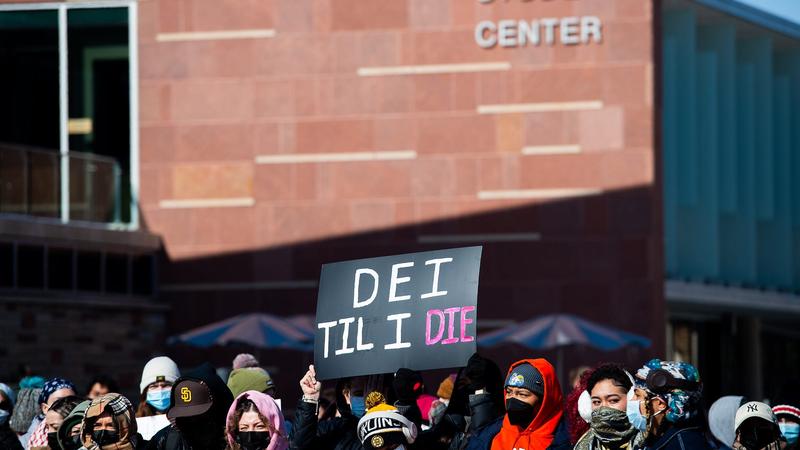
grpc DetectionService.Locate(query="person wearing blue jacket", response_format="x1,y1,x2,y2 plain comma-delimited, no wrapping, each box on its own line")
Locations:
631,359,712,450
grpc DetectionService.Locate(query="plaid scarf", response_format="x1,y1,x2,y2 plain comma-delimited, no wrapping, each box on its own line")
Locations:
574,407,643,450
80,394,137,450
27,418,48,449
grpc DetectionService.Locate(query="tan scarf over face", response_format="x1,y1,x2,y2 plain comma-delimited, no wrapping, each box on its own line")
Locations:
80,394,137,450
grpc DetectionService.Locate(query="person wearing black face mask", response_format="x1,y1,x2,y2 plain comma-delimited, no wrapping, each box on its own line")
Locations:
733,402,783,450
416,353,506,450
224,391,288,450
146,363,234,450
57,400,91,450
491,358,571,450
80,393,143,450
43,395,82,450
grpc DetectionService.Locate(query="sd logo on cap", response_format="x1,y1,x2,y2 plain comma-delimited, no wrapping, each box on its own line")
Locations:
167,380,213,419
180,386,191,403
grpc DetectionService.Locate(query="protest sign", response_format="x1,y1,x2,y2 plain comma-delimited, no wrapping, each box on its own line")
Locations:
136,415,170,440
314,246,482,380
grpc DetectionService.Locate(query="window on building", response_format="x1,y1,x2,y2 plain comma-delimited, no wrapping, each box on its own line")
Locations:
0,3,137,227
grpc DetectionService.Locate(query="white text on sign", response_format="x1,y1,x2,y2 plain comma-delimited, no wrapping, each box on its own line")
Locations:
317,257,476,359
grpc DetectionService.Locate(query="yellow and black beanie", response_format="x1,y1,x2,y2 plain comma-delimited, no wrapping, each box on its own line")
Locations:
357,403,417,449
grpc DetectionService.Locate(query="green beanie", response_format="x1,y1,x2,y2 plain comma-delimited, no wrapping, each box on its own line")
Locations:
227,368,275,397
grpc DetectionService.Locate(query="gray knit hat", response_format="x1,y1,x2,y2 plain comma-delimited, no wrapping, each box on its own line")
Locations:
505,363,544,396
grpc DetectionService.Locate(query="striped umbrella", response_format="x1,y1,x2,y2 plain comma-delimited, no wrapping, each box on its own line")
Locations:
479,314,651,382
479,313,651,350
169,313,315,351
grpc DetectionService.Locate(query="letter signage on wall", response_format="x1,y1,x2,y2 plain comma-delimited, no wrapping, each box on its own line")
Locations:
474,0,603,49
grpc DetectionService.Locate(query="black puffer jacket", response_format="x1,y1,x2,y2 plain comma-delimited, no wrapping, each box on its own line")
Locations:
417,354,506,450
146,363,234,450
456,393,504,450
0,424,23,450
291,399,362,450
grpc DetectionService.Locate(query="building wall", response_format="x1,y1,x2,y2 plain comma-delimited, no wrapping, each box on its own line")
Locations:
0,296,166,395
662,1,800,291
661,0,800,402
139,0,663,375
0,0,662,390
139,0,656,258
0,215,164,390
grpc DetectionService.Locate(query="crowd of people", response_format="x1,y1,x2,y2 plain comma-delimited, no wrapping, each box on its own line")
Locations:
0,353,798,450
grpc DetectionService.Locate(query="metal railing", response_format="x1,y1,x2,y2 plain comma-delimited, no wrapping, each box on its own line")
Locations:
0,143,122,224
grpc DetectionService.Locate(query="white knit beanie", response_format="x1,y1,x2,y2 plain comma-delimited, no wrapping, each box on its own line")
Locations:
140,356,181,393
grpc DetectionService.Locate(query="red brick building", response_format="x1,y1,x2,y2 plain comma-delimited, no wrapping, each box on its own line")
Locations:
145,0,662,389
1,0,661,395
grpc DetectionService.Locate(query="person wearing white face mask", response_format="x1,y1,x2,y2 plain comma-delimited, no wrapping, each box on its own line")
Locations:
630,359,712,450
573,364,643,450
135,356,181,440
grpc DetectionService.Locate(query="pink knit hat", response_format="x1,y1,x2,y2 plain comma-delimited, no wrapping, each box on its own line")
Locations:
232,353,260,370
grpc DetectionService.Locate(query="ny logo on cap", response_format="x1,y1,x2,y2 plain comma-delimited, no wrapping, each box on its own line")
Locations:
747,404,758,413
180,387,192,403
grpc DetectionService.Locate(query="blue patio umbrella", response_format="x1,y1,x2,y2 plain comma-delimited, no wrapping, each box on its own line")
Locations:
169,313,315,351
479,314,651,382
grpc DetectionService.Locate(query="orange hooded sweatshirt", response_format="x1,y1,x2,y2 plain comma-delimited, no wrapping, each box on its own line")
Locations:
490,358,564,450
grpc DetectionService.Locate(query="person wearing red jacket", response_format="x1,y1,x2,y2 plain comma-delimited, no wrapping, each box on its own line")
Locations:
491,359,571,450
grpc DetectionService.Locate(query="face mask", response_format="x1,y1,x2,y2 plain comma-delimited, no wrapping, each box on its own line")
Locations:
146,388,171,412
590,406,640,443
176,415,223,449
62,434,83,450
737,419,782,450
0,409,9,426
506,397,535,428
779,422,800,444
236,431,271,450
93,430,120,447
47,431,60,450
626,400,648,432
350,396,366,418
